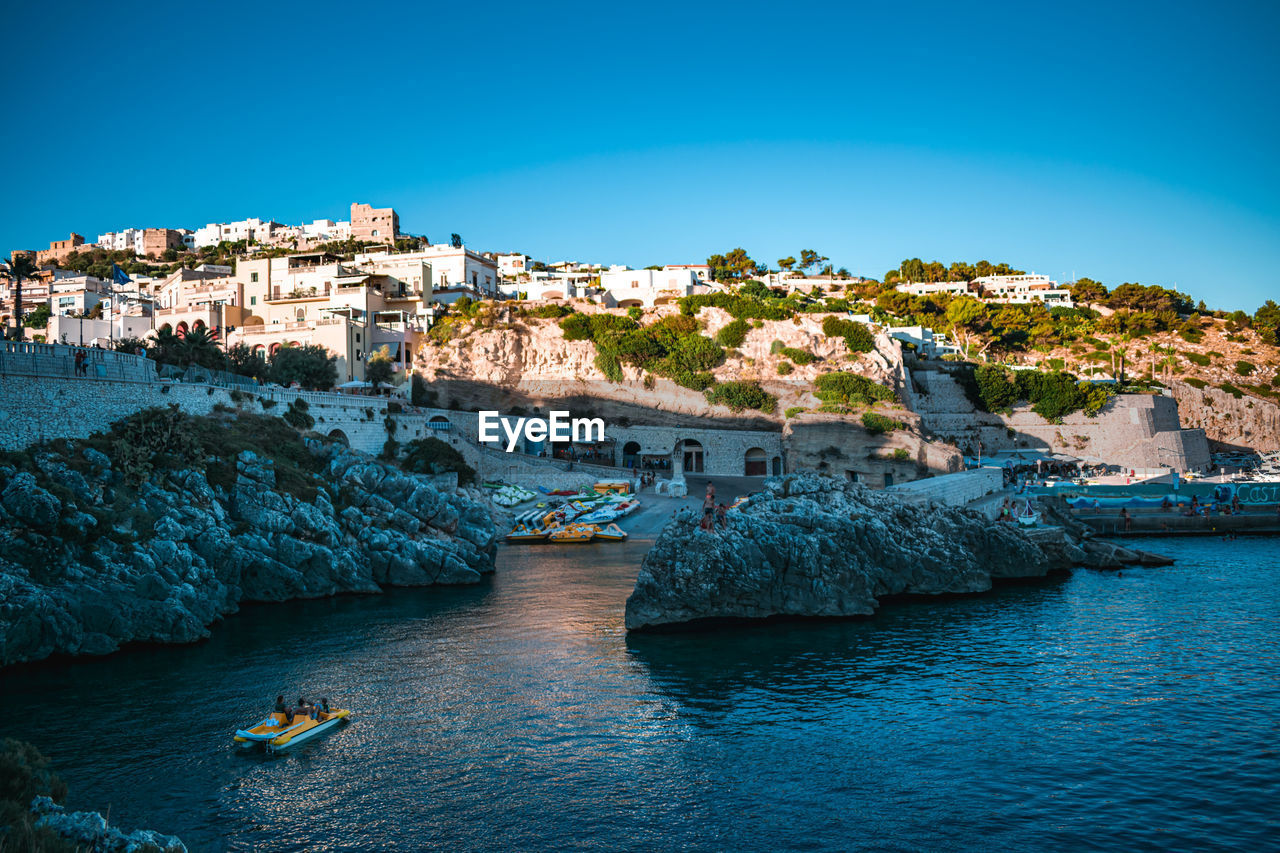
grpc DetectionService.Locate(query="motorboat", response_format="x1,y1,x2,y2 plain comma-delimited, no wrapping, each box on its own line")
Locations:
234,707,350,753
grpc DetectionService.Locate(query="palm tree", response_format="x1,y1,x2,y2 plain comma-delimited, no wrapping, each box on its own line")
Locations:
180,325,224,369
4,253,38,340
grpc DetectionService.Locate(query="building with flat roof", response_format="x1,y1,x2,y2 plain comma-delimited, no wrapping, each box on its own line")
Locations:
350,203,399,244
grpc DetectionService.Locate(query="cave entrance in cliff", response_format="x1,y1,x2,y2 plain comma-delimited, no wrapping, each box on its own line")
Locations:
677,439,704,473
744,447,768,476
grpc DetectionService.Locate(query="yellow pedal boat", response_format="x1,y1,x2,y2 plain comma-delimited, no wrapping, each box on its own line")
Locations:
547,522,597,543
505,522,550,543
234,709,350,752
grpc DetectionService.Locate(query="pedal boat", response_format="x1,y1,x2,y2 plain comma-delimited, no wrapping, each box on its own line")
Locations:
505,522,550,543
548,522,597,543
593,523,628,542
234,709,350,752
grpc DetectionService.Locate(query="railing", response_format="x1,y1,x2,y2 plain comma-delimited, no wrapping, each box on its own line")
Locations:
0,340,156,383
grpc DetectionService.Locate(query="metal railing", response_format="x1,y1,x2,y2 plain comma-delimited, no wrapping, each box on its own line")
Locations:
0,340,156,383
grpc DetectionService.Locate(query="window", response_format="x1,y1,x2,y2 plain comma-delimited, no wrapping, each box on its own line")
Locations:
356,333,361,343
372,229,380,237
251,272,258,282
250,296,256,306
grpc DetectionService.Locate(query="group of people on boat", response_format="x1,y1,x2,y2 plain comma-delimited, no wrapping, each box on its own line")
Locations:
274,695,330,723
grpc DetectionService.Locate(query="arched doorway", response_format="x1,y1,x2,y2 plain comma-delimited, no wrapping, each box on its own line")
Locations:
771,456,783,476
677,439,704,473
328,428,349,445
617,299,643,309
623,441,641,468
175,321,189,337
428,415,451,432
744,447,768,476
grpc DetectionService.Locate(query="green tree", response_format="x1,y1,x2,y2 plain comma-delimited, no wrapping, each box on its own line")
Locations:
945,296,989,357
1069,277,1108,305
226,342,267,380
778,256,796,272
4,253,39,339
450,233,463,248
706,248,757,282
270,344,337,390
180,326,225,369
22,303,51,329
799,249,828,272
366,345,395,388
1255,299,1280,346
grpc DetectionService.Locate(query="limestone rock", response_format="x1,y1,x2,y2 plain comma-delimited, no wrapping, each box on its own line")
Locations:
0,440,497,667
625,473,1162,631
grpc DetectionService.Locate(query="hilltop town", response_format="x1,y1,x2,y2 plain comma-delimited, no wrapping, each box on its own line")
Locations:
3,200,1279,489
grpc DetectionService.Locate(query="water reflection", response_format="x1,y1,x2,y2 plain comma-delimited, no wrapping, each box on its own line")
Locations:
0,538,1275,852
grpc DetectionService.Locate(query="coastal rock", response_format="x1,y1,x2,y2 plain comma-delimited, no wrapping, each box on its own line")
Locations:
624,474,1152,631
0,441,498,667
31,795,187,853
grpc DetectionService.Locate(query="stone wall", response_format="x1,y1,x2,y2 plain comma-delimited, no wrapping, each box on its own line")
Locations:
782,412,964,488
910,368,1212,471
886,467,1004,506
1167,380,1280,452
0,376,397,454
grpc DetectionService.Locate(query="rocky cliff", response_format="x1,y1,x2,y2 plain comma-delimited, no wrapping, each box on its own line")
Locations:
413,305,901,426
0,414,497,667
1167,379,1280,452
625,474,1165,630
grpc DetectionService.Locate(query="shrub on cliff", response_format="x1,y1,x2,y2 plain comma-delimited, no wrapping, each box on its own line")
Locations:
0,739,76,853
678,292,791,321
778,346,816,365
821,316,875,353
715,318,749,348
861,412,905,434
705,380,777,413
813,372,895,409
401,437,476,485
523,303,575,319
777,361,794,375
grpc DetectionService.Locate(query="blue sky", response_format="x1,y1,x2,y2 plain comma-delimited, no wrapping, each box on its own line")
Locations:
3,0,1278,311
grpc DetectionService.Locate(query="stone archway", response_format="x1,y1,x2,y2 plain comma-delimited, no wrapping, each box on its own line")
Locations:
623,441,641,468
676,438,704,473
328,428,349,446
175,321,190,337
771,455,783,476
744,447,768,476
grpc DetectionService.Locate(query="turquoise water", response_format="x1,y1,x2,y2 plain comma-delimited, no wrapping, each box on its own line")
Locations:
1,537,1277,851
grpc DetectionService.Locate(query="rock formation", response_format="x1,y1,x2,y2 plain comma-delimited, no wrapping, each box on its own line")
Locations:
625,474,1167,630
0,439,496,667
30,796,187,853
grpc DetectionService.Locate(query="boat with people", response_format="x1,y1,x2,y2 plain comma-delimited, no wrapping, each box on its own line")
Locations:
234,702,350,753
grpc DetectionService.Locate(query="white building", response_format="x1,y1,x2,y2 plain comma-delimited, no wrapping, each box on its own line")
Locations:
96,229,145,255
496,253,532,279
192,218,283,248
598,268,700,308
663,264,710,283
895,281,972,297
355,245,498,297
972,274,1074,308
